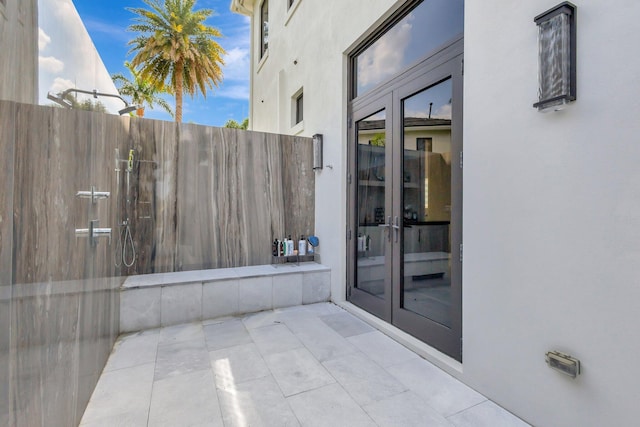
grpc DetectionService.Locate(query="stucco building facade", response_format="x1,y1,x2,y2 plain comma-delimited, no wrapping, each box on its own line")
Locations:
231,1,640,425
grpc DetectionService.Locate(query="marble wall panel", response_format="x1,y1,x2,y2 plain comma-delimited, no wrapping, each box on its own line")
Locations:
5,102,122,427
175,127,314,270
0,101,15,425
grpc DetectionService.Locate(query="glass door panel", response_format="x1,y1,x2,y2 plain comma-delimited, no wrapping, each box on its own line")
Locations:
349,44,462,360
356,109,388,299
401,79,453,327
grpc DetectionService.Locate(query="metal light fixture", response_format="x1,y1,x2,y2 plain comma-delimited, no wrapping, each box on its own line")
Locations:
533,2,577,112
47,88,140,115
312,133,323,170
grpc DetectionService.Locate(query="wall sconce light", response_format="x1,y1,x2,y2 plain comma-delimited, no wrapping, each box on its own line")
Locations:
313,134,323,170
533,2,577,112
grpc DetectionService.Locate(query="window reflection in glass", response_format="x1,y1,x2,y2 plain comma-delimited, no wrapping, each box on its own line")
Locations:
356,109,387,299
401,78,453,327
261,0,269,58
355,0,463,97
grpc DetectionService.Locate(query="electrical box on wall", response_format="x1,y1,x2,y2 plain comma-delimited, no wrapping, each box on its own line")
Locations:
546,351,581,378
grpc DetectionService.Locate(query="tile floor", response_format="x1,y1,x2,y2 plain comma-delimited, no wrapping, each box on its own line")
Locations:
80,303,530,427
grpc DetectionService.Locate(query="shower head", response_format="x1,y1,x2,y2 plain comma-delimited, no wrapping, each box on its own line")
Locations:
118,105,138,115
47,92,73,109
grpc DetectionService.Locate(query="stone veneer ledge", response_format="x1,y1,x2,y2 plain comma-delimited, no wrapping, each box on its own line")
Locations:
120,262,331,332
122,262,330,289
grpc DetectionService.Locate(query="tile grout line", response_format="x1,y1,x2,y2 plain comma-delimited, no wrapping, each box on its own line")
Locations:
145,331,161,427
251,315,305,426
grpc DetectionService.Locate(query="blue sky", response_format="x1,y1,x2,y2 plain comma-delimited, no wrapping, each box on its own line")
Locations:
71,0,250,126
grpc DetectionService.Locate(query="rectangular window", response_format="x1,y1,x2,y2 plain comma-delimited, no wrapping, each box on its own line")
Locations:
352,0,463,98
295,93,304,124
260,0,269,58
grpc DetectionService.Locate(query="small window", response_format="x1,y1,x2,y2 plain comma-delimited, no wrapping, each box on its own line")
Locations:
295,92,304,124
260,0,269,59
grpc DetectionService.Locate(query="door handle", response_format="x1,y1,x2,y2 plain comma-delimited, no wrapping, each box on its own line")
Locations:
377,216,392,242
392,216,400,242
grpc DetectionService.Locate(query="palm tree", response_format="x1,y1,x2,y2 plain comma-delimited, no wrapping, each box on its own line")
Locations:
127,0,225,123
224,118,249,129
111,61,173,118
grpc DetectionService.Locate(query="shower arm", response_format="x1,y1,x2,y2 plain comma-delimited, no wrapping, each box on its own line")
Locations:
47,88,139,115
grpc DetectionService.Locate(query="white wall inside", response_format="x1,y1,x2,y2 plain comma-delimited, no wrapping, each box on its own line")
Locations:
463,1,640,426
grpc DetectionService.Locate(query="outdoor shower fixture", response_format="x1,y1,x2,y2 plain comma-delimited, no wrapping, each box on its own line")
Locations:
47,88,139,115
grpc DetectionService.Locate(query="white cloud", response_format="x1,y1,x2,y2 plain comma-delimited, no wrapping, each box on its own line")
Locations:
216,84,249,100
433,103,452,119
357,14,414,89
49,77,75,94
39,56,64,73
82,18,131,43
39,28,51,51
222,47,249,82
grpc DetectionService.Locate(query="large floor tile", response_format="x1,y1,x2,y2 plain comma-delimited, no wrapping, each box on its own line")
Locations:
290,302,343,317
80,411,148,427
363,390,453,427
386,358,487,417
80,363,155,426
103,330,159,372
204,318,253,350
287,383,376,427
322,352,407,406
448,401,531,427
320,312,375,338
154,338,211,381
249,323,303,356
242,309,290,330
264,347,335,397
285,316,358,362
210,343,271,387
148,370,223,427
347,331,419,368
159,322,204,347
217,375,300,427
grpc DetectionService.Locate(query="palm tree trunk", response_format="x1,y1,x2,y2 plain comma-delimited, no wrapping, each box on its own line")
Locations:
175,59,184,123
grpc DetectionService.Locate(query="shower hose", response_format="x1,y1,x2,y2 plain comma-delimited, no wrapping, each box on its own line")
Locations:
115,220,136,268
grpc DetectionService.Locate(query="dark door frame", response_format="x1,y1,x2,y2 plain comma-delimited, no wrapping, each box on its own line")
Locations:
347,39,463,361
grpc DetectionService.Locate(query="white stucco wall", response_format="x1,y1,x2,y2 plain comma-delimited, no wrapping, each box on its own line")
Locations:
464,1,640,426
246,0,402,303
240,0,640,425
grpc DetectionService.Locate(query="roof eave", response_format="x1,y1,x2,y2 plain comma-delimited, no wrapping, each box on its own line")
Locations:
230,0,253,16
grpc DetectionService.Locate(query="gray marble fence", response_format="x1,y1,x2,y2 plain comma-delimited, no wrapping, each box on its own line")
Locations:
0,100,314,427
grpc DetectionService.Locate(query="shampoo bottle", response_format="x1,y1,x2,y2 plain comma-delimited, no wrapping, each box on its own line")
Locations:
299,235,307,256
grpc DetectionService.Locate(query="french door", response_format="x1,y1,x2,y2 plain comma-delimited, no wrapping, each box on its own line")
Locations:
348,50,463,361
